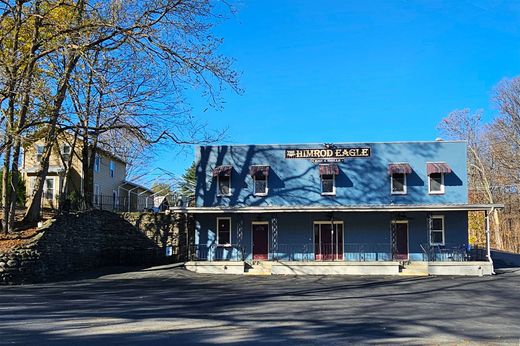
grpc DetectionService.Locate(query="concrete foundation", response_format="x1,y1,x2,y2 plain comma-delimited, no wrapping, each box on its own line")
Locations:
271,261,400,275
185,261,245,274
428,261,493,276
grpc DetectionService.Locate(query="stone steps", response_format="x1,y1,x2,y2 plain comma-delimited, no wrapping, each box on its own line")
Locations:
399,262,429,276
244,261,272,275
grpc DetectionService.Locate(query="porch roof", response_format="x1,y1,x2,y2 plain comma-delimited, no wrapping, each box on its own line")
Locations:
169,203,504,214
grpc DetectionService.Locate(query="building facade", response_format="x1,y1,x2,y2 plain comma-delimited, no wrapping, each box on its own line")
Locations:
22,136,152,211
180,141,500,275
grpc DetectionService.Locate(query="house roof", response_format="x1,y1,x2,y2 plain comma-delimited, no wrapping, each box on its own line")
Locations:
169,203,504,214
119,180,153,194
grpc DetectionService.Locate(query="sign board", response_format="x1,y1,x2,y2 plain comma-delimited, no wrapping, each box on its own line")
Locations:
285,147,371,160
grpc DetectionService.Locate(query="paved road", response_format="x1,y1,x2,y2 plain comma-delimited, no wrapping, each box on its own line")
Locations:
0,265,519,345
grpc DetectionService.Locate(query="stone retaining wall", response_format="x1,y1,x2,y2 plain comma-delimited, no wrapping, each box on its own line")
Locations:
0,210,191,285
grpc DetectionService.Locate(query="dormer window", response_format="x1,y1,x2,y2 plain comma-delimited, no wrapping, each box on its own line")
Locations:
388,163,412,195
213,165,232,196
427,162,451,195
319,164,339,196
250,165,269,196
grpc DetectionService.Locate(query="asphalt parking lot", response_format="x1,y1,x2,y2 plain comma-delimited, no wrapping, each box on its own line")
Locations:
0,265,519,345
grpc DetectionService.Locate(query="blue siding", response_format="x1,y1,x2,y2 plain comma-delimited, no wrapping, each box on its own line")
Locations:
195,141,468,207
195,211,469,261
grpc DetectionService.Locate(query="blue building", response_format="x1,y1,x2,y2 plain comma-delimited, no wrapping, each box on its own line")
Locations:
177,141,500,275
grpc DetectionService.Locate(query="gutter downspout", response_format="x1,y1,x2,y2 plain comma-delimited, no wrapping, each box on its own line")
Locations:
485,208,495,275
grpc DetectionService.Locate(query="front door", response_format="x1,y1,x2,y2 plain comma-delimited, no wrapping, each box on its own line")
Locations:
394,222,409,260
252,223,269,260
314,222,344,261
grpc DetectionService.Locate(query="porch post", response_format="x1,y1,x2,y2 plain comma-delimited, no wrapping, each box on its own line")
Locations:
485,209,495,273
271,215,278,260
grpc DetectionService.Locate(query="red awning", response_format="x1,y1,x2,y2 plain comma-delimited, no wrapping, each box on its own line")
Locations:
319,164,340,176
212,165,232,177
249,165,270,176
388,163,412,175
427,162,452,175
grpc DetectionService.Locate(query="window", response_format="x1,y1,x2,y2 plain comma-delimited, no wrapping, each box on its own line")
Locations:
36,145,44,161
314,221,344,260
217,175,231,196
321,174,335,195
430,216,445,245
253,173,268,195
94,155,100,172
94,184,100,205
391,173,407,194
217,217,231,246
429,172,444,194
44,178,54,200
112,190,118,209
109,160,115,178
61,145,71,161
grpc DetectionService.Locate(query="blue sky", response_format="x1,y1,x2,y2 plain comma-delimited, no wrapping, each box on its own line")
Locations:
151,0,520,181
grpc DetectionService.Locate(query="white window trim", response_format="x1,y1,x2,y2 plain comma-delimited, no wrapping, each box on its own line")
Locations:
94,155,100,172
44,177,55,200
430,215,445,246
216,217,232,246
253,174,268,196
390,172,407,195
320,174,336,196
217,175,232,197
428,172,445,194
109,160,115,178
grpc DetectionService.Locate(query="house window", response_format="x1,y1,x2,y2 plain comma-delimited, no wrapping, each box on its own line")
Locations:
391,173,407,194
217,217,231,246
36,145,44,161
253,173,268,195
44,178,54,200
321,174,335,195
94,184,100,205
313,221,344,260
109,160,115,178
112,190,118,209
94,155,100,172
429,173,444,194
217,175,231,196
430,216,445,245
61,145,71,161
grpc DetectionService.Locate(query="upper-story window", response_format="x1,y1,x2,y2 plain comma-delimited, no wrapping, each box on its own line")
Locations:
319,164,339,196
250,165,269,196
213,165,232,196
427,162,451,195
94,155,100,172
388,163,412,195
430,215,445,245
36,145,44,161
109,160,115,178
61,145,71,162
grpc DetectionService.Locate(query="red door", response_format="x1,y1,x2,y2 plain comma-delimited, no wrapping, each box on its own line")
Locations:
314,223,344,261
394,222,408,260
252,223,269,260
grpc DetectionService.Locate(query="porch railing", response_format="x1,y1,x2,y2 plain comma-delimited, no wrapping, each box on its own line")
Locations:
420,243,487,262
272,243,392,262
188,244,244,262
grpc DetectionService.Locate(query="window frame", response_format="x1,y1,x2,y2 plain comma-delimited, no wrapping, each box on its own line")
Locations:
428,172,445,194
36,145,44,161
390,172,407,195
44,177,54,200
94,155,100,172
217,174,231,197
320,174,336,196
253,173,268,196
216,217,232,246
430,215,445,246
109,160,115,178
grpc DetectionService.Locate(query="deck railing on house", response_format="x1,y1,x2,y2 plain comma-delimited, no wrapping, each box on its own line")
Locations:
420,243,487,262
272,243,392,261
188,244,245,262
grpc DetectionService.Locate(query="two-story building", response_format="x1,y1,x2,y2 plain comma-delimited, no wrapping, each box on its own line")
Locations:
175,140,502,276
22,136,153,211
